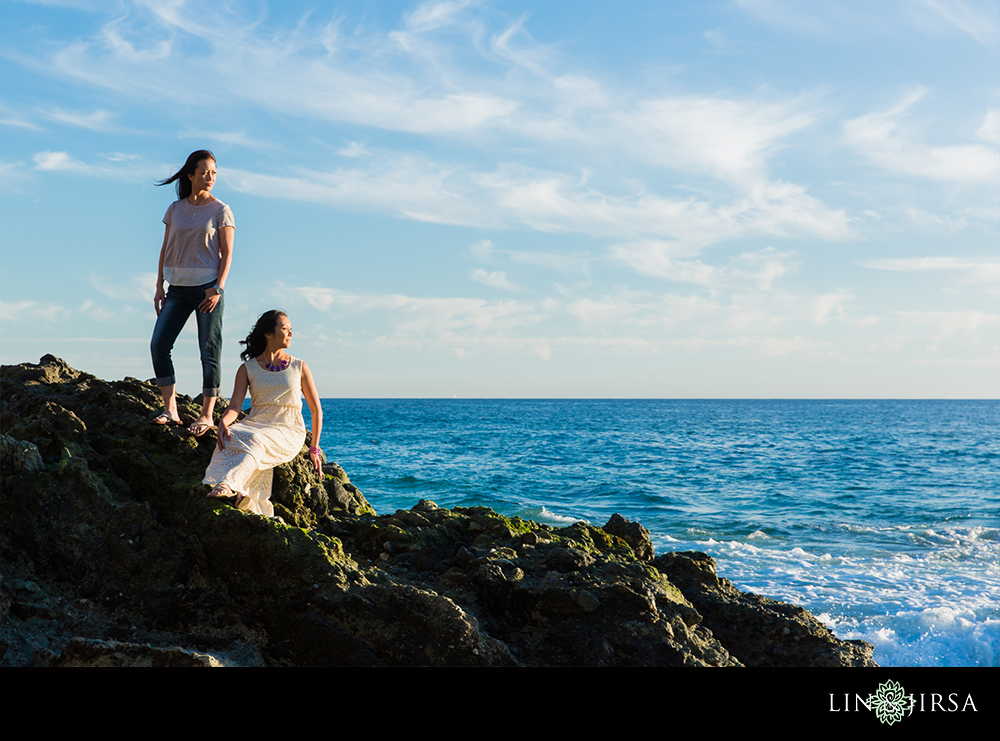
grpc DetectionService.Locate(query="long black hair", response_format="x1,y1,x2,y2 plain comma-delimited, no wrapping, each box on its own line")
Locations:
240,310,287,361
155,150,216,201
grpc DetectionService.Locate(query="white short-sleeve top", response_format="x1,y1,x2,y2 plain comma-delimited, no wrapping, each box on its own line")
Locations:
162,198,235,286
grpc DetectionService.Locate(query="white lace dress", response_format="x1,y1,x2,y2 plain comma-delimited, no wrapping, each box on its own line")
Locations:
203,357,307,516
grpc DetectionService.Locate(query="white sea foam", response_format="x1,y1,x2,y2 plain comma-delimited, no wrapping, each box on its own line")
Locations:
702,534,1000,667
534,506,582,525
839,608,1000,667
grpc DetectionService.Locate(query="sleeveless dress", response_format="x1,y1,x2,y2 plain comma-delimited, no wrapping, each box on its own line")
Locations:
203,356,307,516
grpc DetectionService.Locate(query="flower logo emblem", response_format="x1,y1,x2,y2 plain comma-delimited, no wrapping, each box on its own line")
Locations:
868,680,914,725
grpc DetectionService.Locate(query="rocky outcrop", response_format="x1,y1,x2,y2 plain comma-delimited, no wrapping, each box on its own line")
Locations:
654,551,875,667
0,355,876,667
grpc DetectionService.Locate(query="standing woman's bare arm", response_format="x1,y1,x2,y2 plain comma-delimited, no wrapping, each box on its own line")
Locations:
300,361,323,472
154,225,170,315
200,225,234,314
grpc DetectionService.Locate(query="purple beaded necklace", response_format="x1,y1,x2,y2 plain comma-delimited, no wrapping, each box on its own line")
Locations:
263,355,289,372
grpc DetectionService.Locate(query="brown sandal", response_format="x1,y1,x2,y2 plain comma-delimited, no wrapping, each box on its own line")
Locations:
189,421,217,437
207,483,253,511
206,483,235,499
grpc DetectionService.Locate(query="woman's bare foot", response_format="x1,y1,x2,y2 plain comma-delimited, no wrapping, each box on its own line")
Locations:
189,417,217,436
150,411,182,426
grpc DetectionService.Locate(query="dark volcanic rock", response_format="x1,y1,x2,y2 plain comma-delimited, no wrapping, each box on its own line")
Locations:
603,513,654,561
1,355,876,667
653,551,877,667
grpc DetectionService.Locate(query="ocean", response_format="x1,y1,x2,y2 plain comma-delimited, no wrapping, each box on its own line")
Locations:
308,398,999,668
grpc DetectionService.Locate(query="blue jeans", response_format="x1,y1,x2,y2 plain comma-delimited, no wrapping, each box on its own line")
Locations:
150,283,224,397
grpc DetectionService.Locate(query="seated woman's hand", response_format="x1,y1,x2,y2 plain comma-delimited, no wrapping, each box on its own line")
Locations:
217,420,231,451
308,446,323,473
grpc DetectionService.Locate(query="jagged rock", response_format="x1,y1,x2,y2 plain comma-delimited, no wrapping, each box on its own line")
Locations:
653,551,877,667
1,435,44,475
603,513,654,561
0,355,876,667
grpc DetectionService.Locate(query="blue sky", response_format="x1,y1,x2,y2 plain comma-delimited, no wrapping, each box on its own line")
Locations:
1,0,998,398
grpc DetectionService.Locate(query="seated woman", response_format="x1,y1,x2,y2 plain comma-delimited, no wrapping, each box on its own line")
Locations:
204,310,323,516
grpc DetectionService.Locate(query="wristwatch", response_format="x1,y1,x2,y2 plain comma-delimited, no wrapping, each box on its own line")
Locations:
213,284,224,295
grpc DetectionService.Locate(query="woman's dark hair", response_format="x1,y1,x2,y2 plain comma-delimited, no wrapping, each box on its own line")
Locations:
155,150,216,201
240,310,287,361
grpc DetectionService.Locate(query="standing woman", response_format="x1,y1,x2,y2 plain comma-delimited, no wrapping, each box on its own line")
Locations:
150,150,234,435
204,310,324,516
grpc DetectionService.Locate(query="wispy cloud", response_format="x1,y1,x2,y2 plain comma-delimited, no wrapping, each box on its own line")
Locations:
735,0,842,37
612,95,817,187
179,129,270,149
672,333,839,359
812,291,855,324
860,256,1000,289
0,102,42,130
507,248,592,277
283,276,881,364
471,269,521,291
0,300,39,321
844,88,1000,183
0,300,67,321
471,238,592,278
565,298,637,326
31,150,151,179
8,0,102,9
895,309,999,341
921,0,1000,46
43,107,114,130
15,1,851,253
33,150,100,173
41,3,519,137
78,299,118,322
88,273,158,304
290,284,546,339
610,244,798,290
404,0,480,33
740,0,1000,47
225,153,849,245
977,109,1000,144
225,159,501,228
338,141,369,157
469,239,495,259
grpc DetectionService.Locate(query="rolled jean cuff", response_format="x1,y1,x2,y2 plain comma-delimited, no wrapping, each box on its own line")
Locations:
203,387,220,398
156,375,176,388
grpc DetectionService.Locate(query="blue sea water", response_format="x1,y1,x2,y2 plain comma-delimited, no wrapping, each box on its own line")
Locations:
309,399,1000,668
